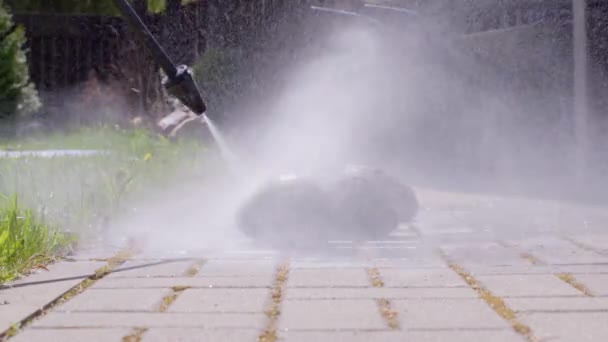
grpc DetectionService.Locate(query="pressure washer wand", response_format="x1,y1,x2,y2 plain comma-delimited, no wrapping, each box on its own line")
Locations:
112,0,207,115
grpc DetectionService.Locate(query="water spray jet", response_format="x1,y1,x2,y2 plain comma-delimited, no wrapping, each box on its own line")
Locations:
202,114,241,174
114,0,420,252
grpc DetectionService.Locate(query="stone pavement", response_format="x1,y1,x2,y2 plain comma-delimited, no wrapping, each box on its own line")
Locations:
3,189,608,341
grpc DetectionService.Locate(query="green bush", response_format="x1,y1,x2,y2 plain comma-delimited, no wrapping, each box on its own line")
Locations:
0,4,40,121
8,0,200,15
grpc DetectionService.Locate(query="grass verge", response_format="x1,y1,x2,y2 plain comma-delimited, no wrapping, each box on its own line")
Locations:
0,125,221,283
0,196,74,283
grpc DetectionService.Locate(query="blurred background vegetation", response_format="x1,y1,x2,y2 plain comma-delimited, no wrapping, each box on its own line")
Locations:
0,4,40,123
0,0,301,282
7,0,200,15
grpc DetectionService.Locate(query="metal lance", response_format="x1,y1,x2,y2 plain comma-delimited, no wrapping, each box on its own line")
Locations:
112,0,207,115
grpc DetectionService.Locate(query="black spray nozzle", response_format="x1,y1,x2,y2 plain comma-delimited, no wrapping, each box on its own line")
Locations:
163,65,207,115
113,0,207,115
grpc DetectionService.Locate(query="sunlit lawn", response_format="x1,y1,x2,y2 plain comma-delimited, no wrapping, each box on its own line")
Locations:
0,125,212,283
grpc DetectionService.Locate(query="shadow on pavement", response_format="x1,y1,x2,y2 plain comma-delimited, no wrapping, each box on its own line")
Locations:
0,258,194,290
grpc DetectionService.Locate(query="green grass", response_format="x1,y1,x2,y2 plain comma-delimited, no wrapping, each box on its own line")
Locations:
0,125,222,283
1,126,212,232
0,196,74,283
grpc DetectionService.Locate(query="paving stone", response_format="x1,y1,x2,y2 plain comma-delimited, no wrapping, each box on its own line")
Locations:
284,287,476,300
520,237,608,265
469,264,608,276
504,297,608,312
143,328,259,342
392,298,510,329
552,264,608,274
1,283,76,311
169,288,268,313
370,258,450,269
196,260,278,277
91,276,273,289
475,274,583,297
379,269,467,287
57,288,171,312
106,260,195,278
32,312,265,329
278,299,386,330
442,245,530,268
571,274,608,295
203,252,279,260
570,235,608,254
521,312,608,341
10,209,608,341
0,304,40,331
466,265,556,276
281,331,387,341
277,330,524,342
290,260,376,269
220,250,280,259
538,249,608,265
11,328,131,342
0,261,105,332
290,257,447,270
287,269,370,287
67,247,121,261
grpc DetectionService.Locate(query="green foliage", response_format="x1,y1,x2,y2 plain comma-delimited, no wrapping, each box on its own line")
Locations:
0,195,73,283
8,0,119,15
7,0,201,15
146,0,167,14
0,5,40,120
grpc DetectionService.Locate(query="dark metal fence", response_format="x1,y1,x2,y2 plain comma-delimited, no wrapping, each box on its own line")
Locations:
11,0,295,124
14,14,126,91
12,1,207,123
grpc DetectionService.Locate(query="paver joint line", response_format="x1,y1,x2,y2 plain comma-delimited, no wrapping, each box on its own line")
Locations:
157,287,190,313
366,268,400,330
447,262,537,342
367,268,384,288
259,261,290,342
183,259,207,277
555,273,594,297
154,259,205,314
122,327,147,342
520,253,544,266
0,248,134,341
562,236,608,257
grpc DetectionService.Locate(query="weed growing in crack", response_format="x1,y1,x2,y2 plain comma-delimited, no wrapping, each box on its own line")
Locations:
0,196,74,283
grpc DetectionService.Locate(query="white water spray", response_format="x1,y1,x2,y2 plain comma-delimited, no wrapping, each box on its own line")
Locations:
202,114,241,174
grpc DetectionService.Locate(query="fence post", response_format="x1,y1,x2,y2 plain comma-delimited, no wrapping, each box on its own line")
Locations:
573,0,589,190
